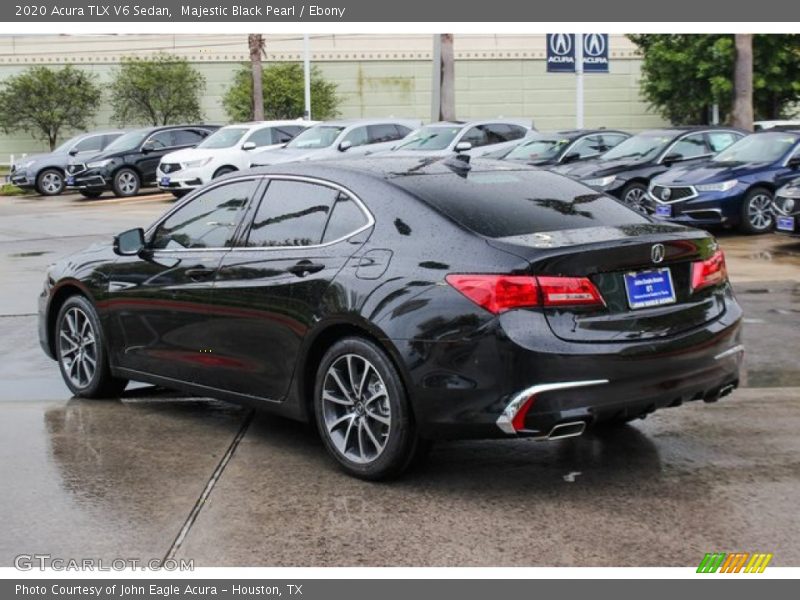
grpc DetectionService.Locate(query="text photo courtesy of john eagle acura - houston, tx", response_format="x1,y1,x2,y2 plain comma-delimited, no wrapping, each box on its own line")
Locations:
1,28,799,574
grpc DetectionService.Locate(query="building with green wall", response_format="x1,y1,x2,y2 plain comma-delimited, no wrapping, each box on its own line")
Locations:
0,34,666,160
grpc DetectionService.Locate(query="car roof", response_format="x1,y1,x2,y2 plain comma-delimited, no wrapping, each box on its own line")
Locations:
129,124,220,134
529,128,628,138
639,126,746,135
314,118,419,126
430,118,534,128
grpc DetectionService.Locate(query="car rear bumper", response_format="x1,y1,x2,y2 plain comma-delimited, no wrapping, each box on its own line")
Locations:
395,289,743,440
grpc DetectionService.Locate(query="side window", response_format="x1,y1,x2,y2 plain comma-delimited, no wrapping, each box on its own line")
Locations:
707,132,740,153
395,125,412,138
461,126,489,148
173,129,205,146
246,180,339,247
102,133,123,149
368,124,404,144
146,131,175,150
151,180,255,250
74,135,104,153
245,127,275,148
342,126,369,148
569,135,605,158
601,134,628,149
505,125,528,141
669,133,709,159
322,193,369,243
272,126,303,144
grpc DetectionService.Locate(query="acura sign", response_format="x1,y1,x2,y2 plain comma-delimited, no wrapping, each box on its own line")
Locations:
546,33,609,73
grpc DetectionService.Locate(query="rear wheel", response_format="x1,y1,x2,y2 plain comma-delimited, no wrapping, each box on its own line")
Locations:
621,182,649,213
739,187,774,234
35,169,65,196
112,168,140,197
314,337,429,480
55,296,127,399
79,190,103,199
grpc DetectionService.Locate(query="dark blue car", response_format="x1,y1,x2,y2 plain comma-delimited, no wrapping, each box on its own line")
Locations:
773,178,800,236
648,130,800,233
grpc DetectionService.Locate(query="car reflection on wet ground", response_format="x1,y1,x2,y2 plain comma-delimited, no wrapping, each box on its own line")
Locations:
0,192,799,566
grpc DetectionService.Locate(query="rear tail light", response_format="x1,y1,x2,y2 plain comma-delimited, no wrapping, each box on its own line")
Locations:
690,249,727,293
445,274,604,314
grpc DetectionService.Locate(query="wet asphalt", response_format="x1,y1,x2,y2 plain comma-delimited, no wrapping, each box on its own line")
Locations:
1,191,799,567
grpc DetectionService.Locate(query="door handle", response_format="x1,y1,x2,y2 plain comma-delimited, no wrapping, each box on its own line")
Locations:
185,267,216,281
287,260,325,277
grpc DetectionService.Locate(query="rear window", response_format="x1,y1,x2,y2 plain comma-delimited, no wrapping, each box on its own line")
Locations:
393,170,648,238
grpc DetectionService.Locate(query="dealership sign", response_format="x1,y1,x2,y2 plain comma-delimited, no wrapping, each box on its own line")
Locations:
546,34,609,73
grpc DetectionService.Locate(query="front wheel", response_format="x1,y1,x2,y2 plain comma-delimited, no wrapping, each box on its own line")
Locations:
621,182,649,213
739,187,774,234
314,337,429,480
55,295,128,399
112,168,140,197
36,168,65,196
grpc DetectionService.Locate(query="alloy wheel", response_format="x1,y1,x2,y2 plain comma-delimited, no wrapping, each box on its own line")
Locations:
118,172,138,195
40,171,63,194
624,187,648,213
58,306,97,389
747,194,773,231
321,354,392,464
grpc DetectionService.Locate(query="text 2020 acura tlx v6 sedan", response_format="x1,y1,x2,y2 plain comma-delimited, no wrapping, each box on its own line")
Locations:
38,158,744,479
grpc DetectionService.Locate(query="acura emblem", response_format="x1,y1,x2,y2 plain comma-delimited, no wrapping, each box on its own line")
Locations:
584,34,606,57
660,187,672,201
550,34,572,56
651,243,666,264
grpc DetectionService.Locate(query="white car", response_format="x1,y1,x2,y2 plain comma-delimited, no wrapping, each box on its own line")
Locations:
379,119,534,158
157,120,312,197
249,118,422,167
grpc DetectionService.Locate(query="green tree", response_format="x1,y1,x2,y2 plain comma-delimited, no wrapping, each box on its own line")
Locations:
0,65,101,150
110,54,205,126
223,62,340,122
628,34,800,124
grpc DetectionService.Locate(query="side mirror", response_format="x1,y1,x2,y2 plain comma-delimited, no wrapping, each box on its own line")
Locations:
68,148,79,156
241,141,256,151
278,136,293,144
113,228,145,256
662,152,684,165
561,151,581,164
788,156,800,169
454,141,472,152
338,140,352,152
141,143,155,154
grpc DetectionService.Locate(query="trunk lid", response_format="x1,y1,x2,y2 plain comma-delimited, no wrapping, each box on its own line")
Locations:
488,223,727,342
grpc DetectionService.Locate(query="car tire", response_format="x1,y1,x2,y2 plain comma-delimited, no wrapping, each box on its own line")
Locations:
212,166,236,179
739,187,774,234
79,190,103,199
55,295,128,399
112,168,140,197
314,336,430,480
35,168,65,196
621,182,649,213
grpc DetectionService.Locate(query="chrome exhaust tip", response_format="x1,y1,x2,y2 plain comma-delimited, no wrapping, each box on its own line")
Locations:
547,421,586,440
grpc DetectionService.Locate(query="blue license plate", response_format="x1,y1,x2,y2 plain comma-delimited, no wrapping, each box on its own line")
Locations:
160,176,170,186
66,176,75,186
777,215,795,232
624,268,676,310
655,204,672,217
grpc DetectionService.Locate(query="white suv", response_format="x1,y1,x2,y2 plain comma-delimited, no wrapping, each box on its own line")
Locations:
157,120,312,197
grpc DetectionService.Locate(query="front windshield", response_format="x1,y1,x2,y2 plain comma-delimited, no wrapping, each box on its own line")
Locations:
198,127,248,149
713,133,798,163
394,126,462,151
505,137,570,161
286,125,345,149
102,130,148,153
600,132,673,162
53,135,82,154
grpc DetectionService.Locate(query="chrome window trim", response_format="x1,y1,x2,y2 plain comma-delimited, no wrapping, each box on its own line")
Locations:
781,142,800,167
142,127,213,152
147,174,374,254
656,129,740,165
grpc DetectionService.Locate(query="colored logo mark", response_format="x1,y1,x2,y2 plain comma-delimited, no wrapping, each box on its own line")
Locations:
697,552,773,573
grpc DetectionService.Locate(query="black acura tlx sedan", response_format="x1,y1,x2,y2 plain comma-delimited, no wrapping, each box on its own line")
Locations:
38,157,744,479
